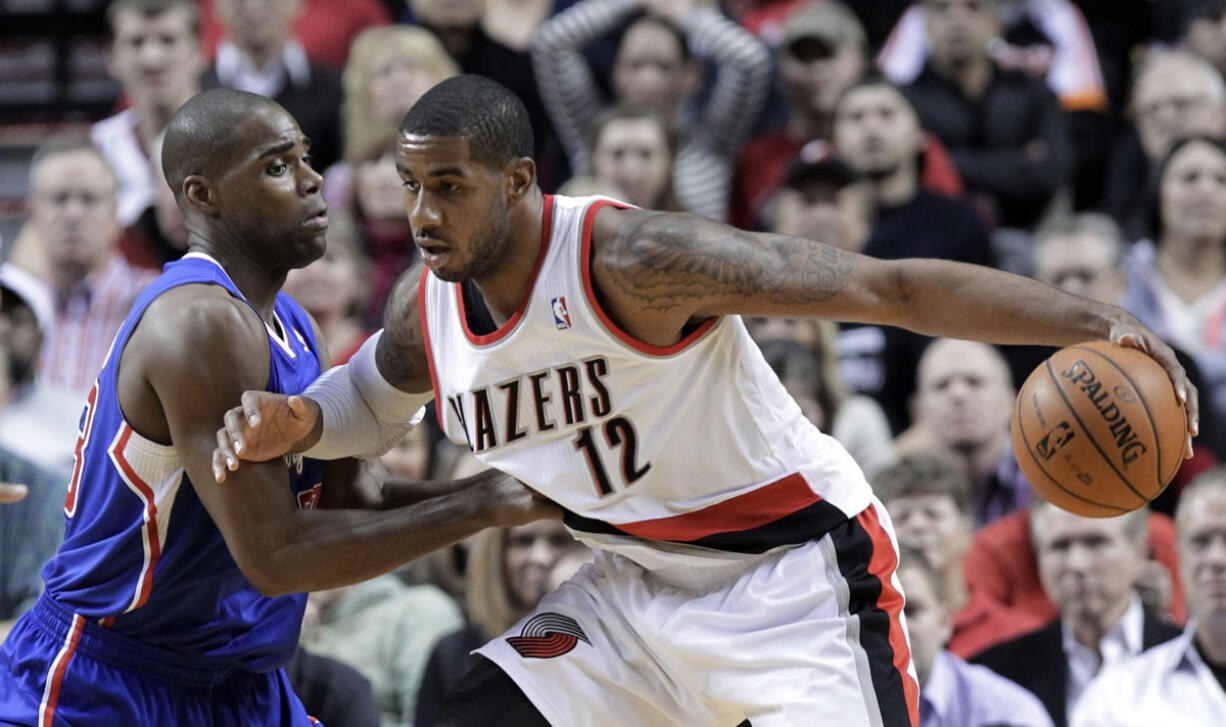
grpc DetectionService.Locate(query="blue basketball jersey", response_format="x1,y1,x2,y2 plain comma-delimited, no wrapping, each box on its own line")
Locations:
38,252,326,672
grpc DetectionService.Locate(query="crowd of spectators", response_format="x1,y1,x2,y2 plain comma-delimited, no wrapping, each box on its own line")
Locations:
3,0,1226,725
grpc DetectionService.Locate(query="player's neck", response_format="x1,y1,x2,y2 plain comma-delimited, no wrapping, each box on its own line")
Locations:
471,189,545,325
186,237,283,318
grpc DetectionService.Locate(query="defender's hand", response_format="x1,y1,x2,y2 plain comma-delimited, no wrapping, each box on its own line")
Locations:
0,483,28,504
1109,323,1198,458
475,471,563,527
213,392,321,482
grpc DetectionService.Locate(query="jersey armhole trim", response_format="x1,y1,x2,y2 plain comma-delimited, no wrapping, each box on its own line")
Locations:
455,194,556,346
579,200,719,357
418,267,445,431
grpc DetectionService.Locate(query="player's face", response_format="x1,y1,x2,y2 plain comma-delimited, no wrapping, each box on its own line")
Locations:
29,150,120,280
898,566,950,688
591,118,672,209
1159,140,1226,243
1178,487,1226,622
1033,506,1145,626
109,7,202,109
612,22,691,117
503,521,574,610
834,86,922,180
396,134,515,283
916,341,1014,451
886,494,970,573
211,108,327,271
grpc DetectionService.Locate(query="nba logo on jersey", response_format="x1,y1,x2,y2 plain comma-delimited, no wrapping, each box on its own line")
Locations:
551,296,572,330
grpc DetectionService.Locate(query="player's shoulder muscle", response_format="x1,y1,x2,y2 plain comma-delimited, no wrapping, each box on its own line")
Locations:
135,284,271,394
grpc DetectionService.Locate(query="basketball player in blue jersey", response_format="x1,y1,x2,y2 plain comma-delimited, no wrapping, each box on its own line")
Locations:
213,76,1199,727
0,88,555,727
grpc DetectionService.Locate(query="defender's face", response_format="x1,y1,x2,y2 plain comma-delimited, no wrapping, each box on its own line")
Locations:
212,107,328,271
395,134,513,283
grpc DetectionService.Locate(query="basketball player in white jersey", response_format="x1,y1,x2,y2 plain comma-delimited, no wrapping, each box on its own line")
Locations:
212,76,1198,727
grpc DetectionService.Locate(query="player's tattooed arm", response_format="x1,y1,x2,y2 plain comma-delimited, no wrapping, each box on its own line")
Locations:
376,263,433,393
592,208,895,332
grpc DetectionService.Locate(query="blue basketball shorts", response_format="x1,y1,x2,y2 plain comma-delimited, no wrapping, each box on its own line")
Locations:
0,595,321,727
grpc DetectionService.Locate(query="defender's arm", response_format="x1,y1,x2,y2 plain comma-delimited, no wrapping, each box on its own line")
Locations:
144,292,552,597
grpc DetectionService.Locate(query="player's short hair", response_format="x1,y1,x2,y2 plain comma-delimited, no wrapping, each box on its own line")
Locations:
106,0,199,37
29,136,116,189
161,88,283,201
399,75,534,169
873,453,972,515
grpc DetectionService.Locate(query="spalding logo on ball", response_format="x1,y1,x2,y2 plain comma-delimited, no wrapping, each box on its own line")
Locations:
1011,341,1187,518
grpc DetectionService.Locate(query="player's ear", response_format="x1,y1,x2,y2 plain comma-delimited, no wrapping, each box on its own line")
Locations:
506,157,536,203
183,175,218,215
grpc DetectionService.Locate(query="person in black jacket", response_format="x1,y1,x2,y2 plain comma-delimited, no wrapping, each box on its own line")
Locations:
902,0,1072,233
972,499,1182,727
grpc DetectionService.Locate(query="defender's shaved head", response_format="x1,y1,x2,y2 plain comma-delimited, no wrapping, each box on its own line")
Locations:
161,88,284,201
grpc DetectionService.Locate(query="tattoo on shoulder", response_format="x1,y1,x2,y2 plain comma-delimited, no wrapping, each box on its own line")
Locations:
602,212,856,312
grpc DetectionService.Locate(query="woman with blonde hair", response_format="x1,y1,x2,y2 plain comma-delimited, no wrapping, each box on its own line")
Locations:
323,26,459,210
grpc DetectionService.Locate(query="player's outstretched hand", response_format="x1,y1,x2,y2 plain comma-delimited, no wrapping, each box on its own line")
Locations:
1109,322,1198,458
0,483,28,504
475,470,564,527
213,391,321,482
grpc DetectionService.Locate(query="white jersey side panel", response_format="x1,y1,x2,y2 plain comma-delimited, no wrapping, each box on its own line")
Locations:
421,195,872,571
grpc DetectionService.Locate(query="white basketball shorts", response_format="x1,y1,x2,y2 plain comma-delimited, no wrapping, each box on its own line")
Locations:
475,500,919,727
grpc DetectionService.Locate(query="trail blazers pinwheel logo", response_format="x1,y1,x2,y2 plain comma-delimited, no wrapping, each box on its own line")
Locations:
506,612,590,658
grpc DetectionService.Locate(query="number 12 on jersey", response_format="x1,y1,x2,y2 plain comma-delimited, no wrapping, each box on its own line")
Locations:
573,416,651,496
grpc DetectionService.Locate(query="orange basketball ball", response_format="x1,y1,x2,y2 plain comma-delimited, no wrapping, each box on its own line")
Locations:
1011,341,1186,517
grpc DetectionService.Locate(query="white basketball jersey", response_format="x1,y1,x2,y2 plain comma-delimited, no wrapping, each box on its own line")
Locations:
421,195,872,576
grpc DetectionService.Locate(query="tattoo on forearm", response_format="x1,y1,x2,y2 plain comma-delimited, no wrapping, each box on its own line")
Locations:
602,212,855,312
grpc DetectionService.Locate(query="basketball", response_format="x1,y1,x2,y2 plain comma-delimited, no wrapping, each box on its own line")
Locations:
1011,341,1186,517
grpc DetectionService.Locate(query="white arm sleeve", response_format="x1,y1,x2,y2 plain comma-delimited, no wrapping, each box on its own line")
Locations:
300,331,434,459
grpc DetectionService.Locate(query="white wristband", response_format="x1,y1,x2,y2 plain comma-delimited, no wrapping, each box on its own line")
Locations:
301,331,433,459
